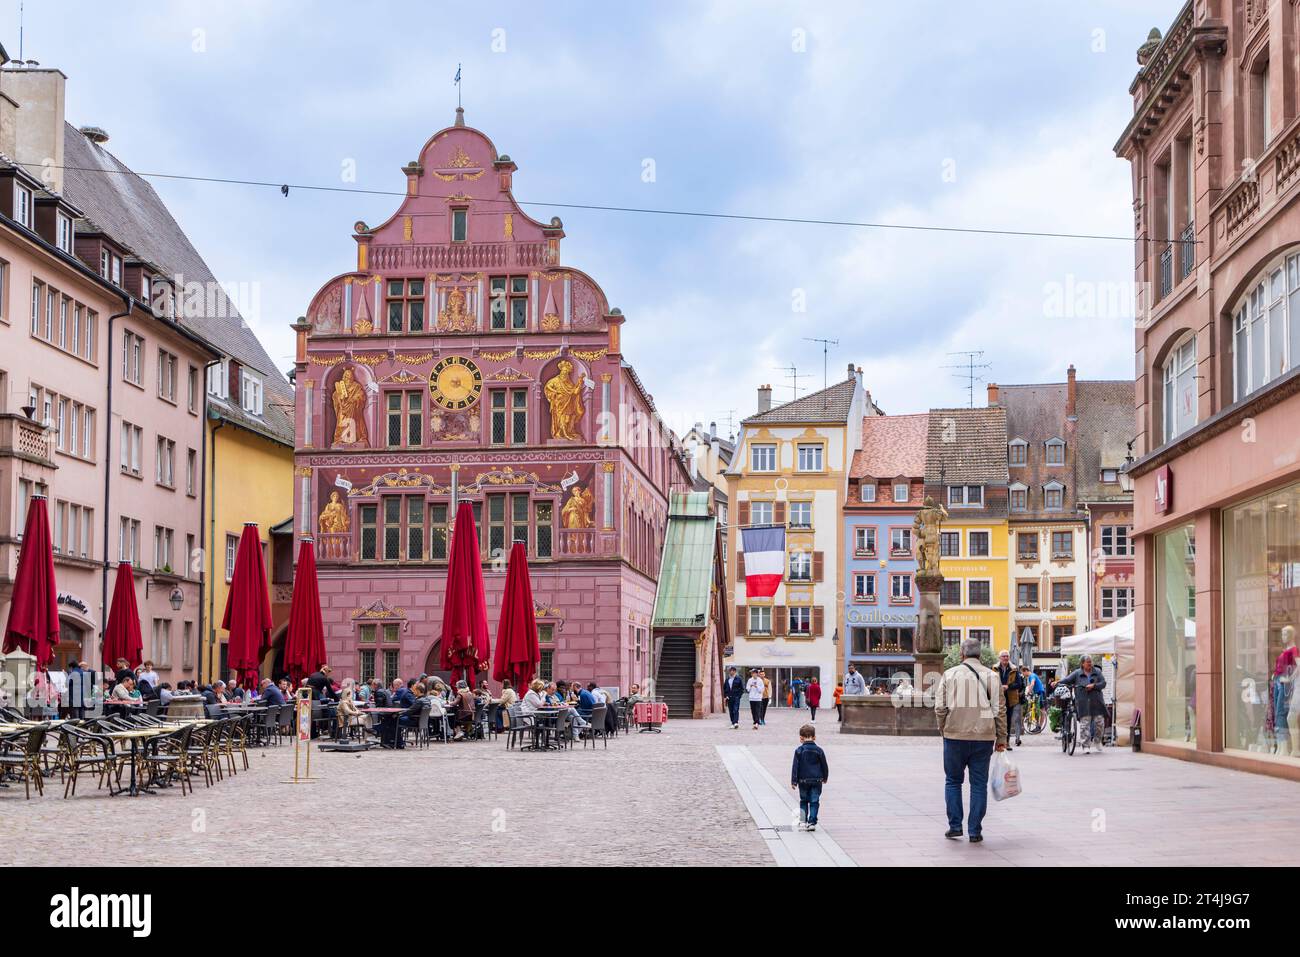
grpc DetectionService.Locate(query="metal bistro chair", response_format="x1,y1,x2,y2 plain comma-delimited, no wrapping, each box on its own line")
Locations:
504,705,535,751
0,725,49,798
57,726,119,798
276,703,294,741
254,707,279,747
185,722,221,788
579,704,608,750
539,708,571,751
141,723,195,796
407,707,431,749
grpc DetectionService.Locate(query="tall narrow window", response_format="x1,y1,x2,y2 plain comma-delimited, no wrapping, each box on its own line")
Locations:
359,505,378,561
383,497,401,561
385,279,425,333
535,501,553,558
451,208,468,243
406,497,424,561
487,494,507,557
1162,334,1197,443
429,503,449,560
511,494,529,550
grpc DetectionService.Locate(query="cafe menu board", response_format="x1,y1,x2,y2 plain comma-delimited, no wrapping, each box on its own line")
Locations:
296,696,311,742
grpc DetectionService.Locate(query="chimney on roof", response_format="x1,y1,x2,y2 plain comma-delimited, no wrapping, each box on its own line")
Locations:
1066,365,1077,418
1,66,67,194
987,383,999,406
708,420,717,439
757,384,772,414
79,125,108,143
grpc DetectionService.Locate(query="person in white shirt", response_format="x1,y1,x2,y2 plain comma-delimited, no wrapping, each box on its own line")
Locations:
521,679,547,714
746,672,765,730
138,661,161,689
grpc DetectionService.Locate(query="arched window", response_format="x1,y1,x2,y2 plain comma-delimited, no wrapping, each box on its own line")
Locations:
1232,250,1300,402
1162,333,1197,443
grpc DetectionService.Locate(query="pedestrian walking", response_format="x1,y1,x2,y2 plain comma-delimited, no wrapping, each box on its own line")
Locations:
806,676,822,722
789,722,829,831
1059,655,1108,754
934,637,1007,843
843,663,867,697
760,669,772,725
746,670,765,730
997,650,1025,748
791,675,803,710
834,680,844,721
722,666,745,730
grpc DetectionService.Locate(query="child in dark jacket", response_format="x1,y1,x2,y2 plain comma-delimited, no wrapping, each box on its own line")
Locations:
790,723,829,830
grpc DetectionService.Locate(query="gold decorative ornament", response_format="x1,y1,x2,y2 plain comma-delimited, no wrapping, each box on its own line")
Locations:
541,312,561,333
478,349,515,361
403,216,413,241
331,368,369,446
354,318,374,335
544,359,584,440
396,352,434,365
570,348,607,362
318,491,350,534
432,170,457,182
309,355,344,366
448,146,474,168
523,346,562,360
504,214,513,239
429,355,483,411
436,274,455,282
437,287,476,332
350,353,385,365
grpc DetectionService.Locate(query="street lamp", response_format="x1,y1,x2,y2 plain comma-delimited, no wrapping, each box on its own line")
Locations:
168,585,184,611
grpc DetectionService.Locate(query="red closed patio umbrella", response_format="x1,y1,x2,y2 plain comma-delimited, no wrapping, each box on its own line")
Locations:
101,562,143,672
2,495,59,669
493,542,539,693
439,501,490,686
222,523,273,688
284,536,326,686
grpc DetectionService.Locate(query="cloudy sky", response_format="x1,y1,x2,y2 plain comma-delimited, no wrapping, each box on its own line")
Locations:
8,0,1173,437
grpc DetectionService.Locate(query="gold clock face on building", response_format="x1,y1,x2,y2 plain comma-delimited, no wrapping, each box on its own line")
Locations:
429,355,483,410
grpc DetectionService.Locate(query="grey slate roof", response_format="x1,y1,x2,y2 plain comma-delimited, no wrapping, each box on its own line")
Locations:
924,407,1009,485
744,377,857,425
60,123,294,446
1074,380,1136,504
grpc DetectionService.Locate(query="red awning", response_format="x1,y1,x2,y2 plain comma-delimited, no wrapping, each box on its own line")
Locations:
222,523,273,687
492,542,540,693
2,496,59,669
284,537,326,686
439,501,490,686
101,562,143,671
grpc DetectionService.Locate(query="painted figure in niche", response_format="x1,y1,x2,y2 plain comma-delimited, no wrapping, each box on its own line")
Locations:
544,359,585,441
332,367,368,446
437,287,475,332
318,491,350,534
561,485,594,529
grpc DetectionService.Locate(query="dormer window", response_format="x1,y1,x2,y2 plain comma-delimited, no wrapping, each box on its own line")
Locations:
1009,482,1028,511
860,482,876,503
451,208,468,243
14,183,32,228
1043,481,1065,510
100,248,122,286
892,482,909,503
947,485,983,508
56,213,74,253
140,274,152,303
1008,439,1027,466
207,358,230,399
1044,438,1065,466
240,369,263,415
1100,468,1119,484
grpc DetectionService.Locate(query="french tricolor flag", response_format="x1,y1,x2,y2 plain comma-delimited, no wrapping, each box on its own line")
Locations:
741,525,786,599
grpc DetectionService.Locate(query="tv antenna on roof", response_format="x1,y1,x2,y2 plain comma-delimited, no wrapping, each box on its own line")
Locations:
803,337,840,391
773,363,806,402
942,350,992,408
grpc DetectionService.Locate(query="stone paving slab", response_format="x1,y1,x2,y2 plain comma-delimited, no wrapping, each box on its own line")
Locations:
740,708,1300,866
0,724,772,867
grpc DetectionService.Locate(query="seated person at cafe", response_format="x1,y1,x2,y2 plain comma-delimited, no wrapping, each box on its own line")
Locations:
226,679,244,701
627,683,649,704
521,679,546,714
578,683,598,718
259,678,287,707
113,658,134,685
110,676,137,701
334,680,366,740
390,678,414,710
158,682,174,706
370,680,392,708
544,682,564,706
451,680,477,741
211,680,230,703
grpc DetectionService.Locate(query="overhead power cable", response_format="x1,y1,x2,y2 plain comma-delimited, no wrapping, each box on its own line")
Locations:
31,161,1193,245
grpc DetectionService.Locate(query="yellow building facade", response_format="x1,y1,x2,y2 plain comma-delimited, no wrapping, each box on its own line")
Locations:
936,515,1010,654
199,361,295,685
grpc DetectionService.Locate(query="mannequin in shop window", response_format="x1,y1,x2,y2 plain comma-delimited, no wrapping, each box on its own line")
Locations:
1277,626,1299,756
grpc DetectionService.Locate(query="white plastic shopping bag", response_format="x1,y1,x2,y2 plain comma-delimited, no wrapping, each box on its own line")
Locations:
990,750,1021,802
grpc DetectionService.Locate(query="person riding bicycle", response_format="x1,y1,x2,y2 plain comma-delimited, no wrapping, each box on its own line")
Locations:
1022,665,1045,708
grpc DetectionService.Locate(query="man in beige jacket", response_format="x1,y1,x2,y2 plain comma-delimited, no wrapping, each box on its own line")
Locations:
934,638,1007,843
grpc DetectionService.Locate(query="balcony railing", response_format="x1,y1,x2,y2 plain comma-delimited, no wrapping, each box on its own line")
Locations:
317,532,351,562
1178,221,1195,282
0,414,54,464
1158,244,1173,300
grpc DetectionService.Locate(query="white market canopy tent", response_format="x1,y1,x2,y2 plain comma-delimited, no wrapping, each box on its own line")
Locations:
1060,613,1136,744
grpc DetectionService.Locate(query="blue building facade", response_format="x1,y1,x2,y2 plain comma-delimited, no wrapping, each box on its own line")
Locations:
841,414,928,688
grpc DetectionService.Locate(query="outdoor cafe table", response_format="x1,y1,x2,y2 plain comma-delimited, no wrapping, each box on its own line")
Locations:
360,707,409,747
103,727,169,797
521,708,566,751
632,701,668,732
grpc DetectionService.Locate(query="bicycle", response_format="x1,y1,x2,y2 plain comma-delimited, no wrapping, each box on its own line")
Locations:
1023,694,1047,735
1055,688,1077,755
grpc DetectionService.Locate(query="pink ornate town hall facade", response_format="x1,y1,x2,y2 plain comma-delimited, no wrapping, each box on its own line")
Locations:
291,110,689,692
